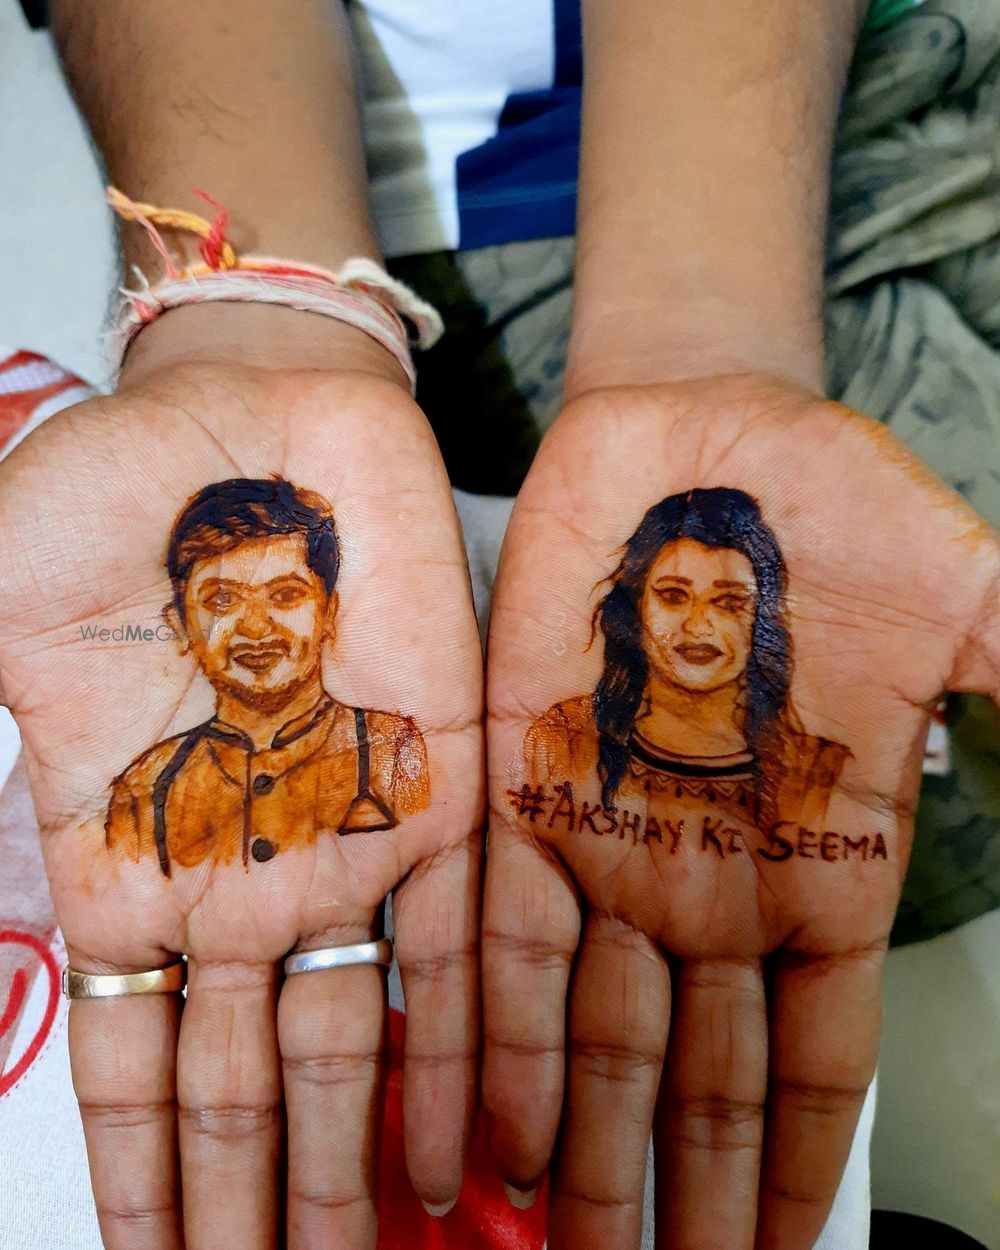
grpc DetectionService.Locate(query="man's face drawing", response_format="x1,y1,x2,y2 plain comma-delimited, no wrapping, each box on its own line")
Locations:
640,538,757,694
181,534,334,705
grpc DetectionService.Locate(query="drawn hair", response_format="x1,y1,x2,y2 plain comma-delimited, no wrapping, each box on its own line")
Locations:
167,477,339,619
593,487,792,813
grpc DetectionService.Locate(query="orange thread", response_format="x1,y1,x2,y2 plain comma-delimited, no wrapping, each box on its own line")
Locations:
107,189,180,279
107,186,444,387
107,187,238,273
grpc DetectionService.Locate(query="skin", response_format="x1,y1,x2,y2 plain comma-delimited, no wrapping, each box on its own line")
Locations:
640,540,756,696
49,0,382,280
485,5,908,1248
169,534,338,738
23,4,987,1250
35,0,478,1243
636,540,757,759
565,0,867,399
484,376,1000,1250
0,322,485,1250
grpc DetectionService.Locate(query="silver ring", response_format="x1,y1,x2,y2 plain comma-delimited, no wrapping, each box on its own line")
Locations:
284,938,393,977
63,960,186,1000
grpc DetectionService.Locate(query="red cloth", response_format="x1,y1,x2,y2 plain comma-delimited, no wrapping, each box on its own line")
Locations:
379,1008,547,1249
0,350,84,450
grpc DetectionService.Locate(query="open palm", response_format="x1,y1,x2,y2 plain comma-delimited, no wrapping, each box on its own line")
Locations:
484,374,1000,1250
0,362,483,1250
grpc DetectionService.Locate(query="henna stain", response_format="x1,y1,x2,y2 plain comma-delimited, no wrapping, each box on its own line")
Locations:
519,488,865,853
105,478,429,875
758,822,888,863
843,405,996,554
507,783,889,864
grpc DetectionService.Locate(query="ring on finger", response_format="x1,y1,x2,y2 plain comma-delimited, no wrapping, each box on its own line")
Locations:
63,959,187,999
283,938,393,977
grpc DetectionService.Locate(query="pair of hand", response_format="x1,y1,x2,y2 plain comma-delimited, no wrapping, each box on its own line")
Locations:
0,310,997,1250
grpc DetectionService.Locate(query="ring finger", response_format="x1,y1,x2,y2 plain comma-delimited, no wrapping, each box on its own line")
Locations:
548,913,670,1250
653,957,767,1250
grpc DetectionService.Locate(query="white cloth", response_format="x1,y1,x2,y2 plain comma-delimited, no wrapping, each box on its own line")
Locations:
349,0,555,256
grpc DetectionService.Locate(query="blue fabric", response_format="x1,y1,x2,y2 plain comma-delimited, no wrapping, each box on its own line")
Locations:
456,0,583,249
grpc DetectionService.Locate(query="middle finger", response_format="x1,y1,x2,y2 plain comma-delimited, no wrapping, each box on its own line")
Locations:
177,957,282,1250
653,957,767,1250
548,912,670,1250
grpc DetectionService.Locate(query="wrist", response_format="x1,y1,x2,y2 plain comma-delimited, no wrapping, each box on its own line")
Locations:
563,292,825,403
116,302,411,393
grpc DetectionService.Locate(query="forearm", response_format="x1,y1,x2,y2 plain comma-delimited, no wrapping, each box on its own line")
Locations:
566,0,866,399
51,0,377,273
50,0,400,384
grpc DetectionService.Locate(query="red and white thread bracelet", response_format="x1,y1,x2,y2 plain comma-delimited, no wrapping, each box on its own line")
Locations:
108,188,443,391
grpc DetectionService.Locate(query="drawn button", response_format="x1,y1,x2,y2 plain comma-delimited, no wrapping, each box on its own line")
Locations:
251,837,276,862
252,774,276,796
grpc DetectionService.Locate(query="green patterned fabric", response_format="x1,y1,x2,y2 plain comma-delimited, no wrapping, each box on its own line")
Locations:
390,0,1000,946
864,0,926,32
828,0,1000,944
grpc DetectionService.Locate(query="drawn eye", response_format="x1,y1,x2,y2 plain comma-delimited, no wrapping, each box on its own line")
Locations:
202,589,240,613
714,594,749,613
271,585,308,607
655,586,689,606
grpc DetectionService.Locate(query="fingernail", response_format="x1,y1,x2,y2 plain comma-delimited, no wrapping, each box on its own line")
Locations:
421,1196,458,1218
503,1182,538,1210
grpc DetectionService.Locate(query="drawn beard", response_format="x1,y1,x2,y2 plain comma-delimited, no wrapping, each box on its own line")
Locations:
213,641,321,714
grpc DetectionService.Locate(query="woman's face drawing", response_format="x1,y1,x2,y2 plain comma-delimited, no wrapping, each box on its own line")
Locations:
640,538,757,693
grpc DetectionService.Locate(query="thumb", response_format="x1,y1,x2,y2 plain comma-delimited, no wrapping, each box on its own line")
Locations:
949,527,1000,704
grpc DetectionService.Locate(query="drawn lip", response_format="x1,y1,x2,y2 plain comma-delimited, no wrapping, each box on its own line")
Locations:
674,643,723,665
231,644,288,673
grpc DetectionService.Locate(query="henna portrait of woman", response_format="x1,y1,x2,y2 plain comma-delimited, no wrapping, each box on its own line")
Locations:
524,488,850,833
485,376,1000,1250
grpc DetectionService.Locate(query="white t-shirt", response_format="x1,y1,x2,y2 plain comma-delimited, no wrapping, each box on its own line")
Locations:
348,0,583,256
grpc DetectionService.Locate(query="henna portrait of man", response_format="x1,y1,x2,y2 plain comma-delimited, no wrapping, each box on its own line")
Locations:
106,477,429,874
